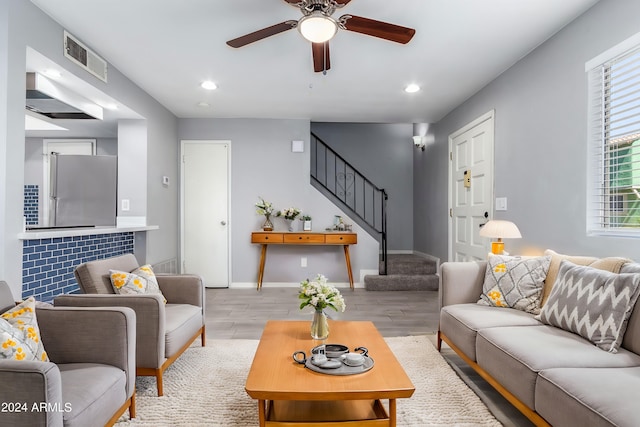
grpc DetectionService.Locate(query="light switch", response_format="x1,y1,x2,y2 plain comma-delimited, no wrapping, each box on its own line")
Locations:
495,197,507,211
121,199,130,211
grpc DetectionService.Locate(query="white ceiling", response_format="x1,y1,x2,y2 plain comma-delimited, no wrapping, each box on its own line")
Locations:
29,0,599,127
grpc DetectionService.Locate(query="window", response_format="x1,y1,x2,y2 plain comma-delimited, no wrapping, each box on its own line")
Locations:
587,33,640,236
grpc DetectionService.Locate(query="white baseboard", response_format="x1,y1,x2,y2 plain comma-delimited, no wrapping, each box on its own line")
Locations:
231,281,364,289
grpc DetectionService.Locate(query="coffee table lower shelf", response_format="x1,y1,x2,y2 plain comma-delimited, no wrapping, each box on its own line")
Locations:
263,399,392,426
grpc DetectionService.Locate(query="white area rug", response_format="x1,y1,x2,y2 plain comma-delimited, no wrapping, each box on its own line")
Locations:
117,335,501,426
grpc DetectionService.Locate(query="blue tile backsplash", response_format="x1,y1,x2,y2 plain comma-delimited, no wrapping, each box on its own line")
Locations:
24,184,39,226
22,232,134,302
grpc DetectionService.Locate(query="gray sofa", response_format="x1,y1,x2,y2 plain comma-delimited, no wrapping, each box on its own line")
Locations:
438,256,640,427
54,253,205,396
0,281,136,427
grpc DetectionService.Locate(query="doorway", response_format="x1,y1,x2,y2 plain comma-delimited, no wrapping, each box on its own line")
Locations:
180,140,230,288
448,111,495,261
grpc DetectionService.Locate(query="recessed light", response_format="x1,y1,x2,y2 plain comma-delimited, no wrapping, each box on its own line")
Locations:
197,101,210,108
201,81,217,90
405,84,420,93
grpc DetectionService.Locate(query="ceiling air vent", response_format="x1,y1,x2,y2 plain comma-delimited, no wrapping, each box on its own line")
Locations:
63,31,108,83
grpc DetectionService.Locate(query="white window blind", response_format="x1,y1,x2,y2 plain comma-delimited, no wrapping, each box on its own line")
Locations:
587,40,640,235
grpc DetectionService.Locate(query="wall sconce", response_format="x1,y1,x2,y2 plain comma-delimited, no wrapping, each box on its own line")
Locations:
413,122,433,152
479,219,522,254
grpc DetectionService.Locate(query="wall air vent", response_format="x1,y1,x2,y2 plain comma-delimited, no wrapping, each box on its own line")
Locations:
63,31,108,83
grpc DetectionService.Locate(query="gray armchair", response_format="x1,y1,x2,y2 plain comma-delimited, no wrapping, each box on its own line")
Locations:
0,281,136,427
54,254,205,396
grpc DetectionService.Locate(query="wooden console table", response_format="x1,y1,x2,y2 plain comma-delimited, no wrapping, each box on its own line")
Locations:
251,231,357,290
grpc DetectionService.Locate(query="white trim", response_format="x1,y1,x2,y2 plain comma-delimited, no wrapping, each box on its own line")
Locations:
231,281,362,289
116,216,147,227
359,269,378,283
585,31,640,71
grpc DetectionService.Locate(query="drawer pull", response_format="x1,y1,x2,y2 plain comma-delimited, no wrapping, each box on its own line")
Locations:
265,237,269,240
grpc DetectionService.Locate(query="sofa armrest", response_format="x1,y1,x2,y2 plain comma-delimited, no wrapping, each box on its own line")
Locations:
0,360,63,426
157,274,205,308
54,294,165,369
37,306,136,398
439,261,487,308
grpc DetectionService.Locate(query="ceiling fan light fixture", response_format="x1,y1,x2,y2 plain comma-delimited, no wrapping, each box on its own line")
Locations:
298,12,338,43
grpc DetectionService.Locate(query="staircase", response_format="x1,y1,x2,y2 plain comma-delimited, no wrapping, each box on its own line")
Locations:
364,254,439,291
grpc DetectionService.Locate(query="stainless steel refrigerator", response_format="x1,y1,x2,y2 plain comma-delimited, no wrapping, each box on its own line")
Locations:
49,154,117,227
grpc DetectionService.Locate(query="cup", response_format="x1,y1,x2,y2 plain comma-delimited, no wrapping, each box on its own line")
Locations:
341,352,365,366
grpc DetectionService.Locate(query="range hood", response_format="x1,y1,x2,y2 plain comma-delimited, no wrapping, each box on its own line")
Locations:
26,72,103,120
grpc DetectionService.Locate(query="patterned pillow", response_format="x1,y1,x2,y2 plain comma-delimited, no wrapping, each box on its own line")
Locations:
0,297,49,362
478,255,551,314
110,264,166,303
536,260,640,353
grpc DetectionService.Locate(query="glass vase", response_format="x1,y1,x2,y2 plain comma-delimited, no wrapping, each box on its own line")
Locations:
287,219,294,232
262,214,273,231
311,308,329,340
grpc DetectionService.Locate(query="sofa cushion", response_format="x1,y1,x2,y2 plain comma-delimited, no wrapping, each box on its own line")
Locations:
536,367,640,427
620,262,640,354
59,363,126,427
476,325,640,410
0,297,49,362
541,249,630,306
536,260,640,353
439,303,541,361
478,255,551,314
74,254,140,294
164,304,203,357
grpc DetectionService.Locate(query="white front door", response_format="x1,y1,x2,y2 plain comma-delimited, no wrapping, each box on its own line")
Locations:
449,111,494,261
181,140,230,288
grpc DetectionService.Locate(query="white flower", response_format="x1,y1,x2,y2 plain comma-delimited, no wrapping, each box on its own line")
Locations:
298,274,346,312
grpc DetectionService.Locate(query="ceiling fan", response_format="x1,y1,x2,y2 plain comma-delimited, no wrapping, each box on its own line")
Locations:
226,0,416,73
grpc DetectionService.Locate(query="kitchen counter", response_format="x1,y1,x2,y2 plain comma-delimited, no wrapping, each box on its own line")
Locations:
18,225,158,240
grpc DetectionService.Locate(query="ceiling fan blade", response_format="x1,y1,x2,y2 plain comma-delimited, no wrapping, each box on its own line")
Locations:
226,21,297,48
340,15,415,44
312,42,331,73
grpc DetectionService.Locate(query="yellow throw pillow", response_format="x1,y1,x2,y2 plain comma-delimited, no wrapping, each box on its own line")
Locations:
110,264,166,303
0,297,49,362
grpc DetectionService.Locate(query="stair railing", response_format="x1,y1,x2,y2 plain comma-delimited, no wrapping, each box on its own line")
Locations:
310,132,388,274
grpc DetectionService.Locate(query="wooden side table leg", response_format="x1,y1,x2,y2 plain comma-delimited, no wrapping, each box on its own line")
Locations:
258,399,266,427
389,398,397,427
257,245,268,291
343,245,354,290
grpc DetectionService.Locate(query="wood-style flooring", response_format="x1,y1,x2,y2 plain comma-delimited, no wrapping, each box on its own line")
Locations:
204,287,533,427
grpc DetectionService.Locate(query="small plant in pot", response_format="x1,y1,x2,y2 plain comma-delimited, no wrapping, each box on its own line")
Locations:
300,215,312,231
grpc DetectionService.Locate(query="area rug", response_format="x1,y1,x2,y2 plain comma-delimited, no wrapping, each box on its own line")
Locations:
116,335,501,426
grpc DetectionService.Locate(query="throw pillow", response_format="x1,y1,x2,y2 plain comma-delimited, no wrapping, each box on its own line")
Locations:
541,249,631,307
536,260,640,353
478,255,552,314
0,297,49,362
110,264,166,303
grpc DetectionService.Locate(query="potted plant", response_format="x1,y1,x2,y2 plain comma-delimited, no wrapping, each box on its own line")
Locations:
300,215,312,231
255,197,274,231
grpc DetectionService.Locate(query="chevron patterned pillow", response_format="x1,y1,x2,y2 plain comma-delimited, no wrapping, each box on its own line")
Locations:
536,260,640,353
478,255,551,314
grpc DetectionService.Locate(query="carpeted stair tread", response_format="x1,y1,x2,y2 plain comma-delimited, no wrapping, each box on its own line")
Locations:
364,274,439,291
381,254,437,275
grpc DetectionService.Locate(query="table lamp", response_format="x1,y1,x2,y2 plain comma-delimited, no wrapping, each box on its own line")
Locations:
479,220,522,254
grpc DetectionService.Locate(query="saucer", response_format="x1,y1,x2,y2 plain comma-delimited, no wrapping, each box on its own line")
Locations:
342,359,365,367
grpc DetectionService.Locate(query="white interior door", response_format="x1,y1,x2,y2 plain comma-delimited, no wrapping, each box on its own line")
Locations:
42,139,95,225
449,111,494,261
181,140,230,288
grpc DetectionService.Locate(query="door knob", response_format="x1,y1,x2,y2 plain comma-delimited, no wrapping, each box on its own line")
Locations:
220,221,227,226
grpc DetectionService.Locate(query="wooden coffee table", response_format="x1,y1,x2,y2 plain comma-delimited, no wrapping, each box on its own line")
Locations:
245,320,415,426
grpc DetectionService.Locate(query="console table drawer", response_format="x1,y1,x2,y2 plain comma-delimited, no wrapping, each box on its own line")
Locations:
283,233,325,243
251,233,283,243
325,234,357,244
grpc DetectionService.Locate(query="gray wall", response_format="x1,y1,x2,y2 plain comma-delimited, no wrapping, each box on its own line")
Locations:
0,0,179,297
414,0,640,263
178,118,379,285
311,122,414,251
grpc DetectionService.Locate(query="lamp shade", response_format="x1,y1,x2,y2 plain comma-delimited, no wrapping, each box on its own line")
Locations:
298,13,338,43
479,220,522,239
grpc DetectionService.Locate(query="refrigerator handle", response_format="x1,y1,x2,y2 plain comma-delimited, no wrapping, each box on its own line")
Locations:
49,153,58,227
